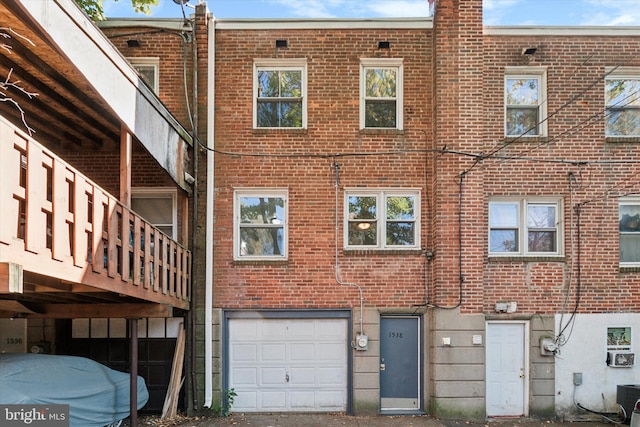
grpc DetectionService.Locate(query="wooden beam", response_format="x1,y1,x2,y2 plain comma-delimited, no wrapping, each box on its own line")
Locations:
0,263,23,293
22,303,173,318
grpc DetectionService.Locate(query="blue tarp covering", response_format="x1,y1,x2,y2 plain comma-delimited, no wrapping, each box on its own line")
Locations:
0,353,149,427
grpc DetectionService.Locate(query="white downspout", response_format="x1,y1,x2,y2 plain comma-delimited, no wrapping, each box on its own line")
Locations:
204,9,215,408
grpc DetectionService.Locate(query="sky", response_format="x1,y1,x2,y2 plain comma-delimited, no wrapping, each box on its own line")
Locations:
103,0,640,25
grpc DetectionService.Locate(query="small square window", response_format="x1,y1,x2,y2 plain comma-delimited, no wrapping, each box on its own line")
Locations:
504,67,547,137
128,57,159,93
360,58,403,130
254,59,307,129
607,327,631,351
605,68,640,136
489,198,561,256
345,189,419,249
234,189,288,260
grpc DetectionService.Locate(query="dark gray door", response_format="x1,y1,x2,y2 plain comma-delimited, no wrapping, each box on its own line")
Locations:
380,316,420,411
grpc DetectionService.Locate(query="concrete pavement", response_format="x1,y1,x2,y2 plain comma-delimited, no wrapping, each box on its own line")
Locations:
135,413,620,427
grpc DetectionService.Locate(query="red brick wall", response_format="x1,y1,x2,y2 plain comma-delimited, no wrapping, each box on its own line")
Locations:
213,26,433,309
479,33,640,314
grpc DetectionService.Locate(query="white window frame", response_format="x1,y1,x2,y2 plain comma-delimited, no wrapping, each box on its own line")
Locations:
131,187,177,239
619,197,640,266
504,66,547,137
360,58,404,130
253,58,307,129
488,197,562,257
128,57,159,93
607,326,632,352
234,189,288,261
344,188,420,250
605,67,640,137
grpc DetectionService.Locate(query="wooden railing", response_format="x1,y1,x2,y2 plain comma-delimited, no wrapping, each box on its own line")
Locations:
0,116,190,310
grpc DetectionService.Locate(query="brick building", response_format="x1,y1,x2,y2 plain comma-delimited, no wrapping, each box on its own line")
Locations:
99,0,640,421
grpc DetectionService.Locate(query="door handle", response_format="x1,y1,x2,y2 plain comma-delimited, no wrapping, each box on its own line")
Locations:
286,373,290,382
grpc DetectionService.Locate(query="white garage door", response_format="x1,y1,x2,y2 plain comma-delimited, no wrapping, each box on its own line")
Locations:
228,317,348,412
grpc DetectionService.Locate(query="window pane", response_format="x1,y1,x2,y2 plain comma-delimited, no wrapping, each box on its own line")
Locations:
279,71,302,97
240,227,283,256
620,205,640,231
366,69,396,98
527,205,556,228
606,109,640,136
620,234,640,263
257,101,278,127
387,222,415,246
349,196,376,219
489,203,518,227
258,70,279,97
386,196,415,220
365,100,396,127
605,79,640,106
506,78,538,105
278,101,302,127
348,222,377,246
490,229,518,252
506,107,538,136
528,230,556,252
240,197,285,224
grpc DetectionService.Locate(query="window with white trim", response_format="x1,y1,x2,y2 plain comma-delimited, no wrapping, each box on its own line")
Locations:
345,189,419,249
505,67,547,137
254,59,307,128
619,198,640,265
129,57,159,93
605,68,640,136
489,198,562,256
360,58,404,130
234,189,288,260
131,188,177,239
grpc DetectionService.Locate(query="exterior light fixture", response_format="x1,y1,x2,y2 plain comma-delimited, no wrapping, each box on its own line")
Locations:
522,47,537,55
127,39,141,48
378,41,390,49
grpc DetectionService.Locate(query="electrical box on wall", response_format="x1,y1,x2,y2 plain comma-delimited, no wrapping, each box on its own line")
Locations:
607,351,635,367
355,334,368,351
540,337,557,356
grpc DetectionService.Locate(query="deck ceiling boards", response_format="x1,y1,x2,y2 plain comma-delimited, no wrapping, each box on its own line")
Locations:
0,3,121,152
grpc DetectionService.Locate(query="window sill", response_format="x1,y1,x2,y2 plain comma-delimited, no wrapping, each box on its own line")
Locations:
359,128,404,135
488,256,565,263
605,136,640,143
233,259,289,266
344,249,423,256
252,128,308,135
502,136,550,144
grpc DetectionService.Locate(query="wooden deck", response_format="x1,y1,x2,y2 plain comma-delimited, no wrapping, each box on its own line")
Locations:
0,117,190,316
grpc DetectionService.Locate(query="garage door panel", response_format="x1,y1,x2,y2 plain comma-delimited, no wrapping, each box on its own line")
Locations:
261,367,287,385
234,391,258,410
228,317,348,413
230,319,258,339
261,321,287,340
318,367,345,385
262,343,286,361
231,367,258,384
231,343,258,361
261,391,287,409
290,391,315,408
318,342,345,361
289,367,315,385
290,342,315,360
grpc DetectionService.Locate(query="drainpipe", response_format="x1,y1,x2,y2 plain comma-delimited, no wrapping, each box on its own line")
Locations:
203,9,215,409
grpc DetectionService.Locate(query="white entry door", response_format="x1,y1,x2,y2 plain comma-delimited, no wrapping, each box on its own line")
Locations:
486,321,528,417
228,317,348,412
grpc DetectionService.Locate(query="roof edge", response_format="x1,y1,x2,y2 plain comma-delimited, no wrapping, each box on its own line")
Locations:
485,25,640,36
